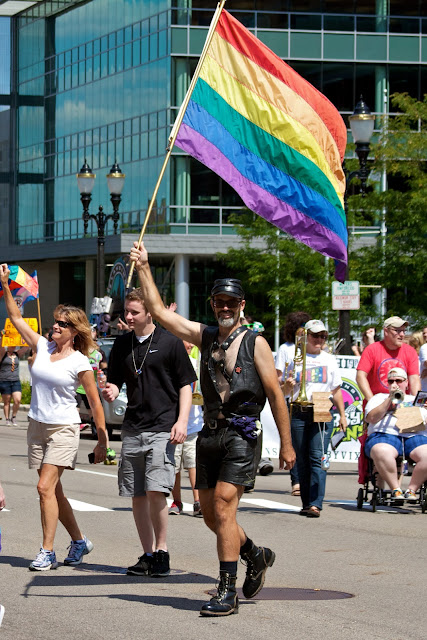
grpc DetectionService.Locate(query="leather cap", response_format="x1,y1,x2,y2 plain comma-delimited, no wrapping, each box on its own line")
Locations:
211,278,245,299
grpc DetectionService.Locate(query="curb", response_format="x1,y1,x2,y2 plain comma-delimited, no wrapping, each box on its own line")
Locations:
0,403,30,413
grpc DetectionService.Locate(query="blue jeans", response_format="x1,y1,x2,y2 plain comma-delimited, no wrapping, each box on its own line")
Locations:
291,408,334,510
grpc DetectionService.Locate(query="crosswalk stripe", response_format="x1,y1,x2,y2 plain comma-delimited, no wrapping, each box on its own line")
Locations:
68,499,113,512
240,498,300,512
75,468,117,478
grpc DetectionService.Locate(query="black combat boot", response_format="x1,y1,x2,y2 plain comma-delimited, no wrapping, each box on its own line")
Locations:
200,570,239,616
241,544,275,599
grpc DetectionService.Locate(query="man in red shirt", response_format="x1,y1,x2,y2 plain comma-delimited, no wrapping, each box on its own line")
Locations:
356,316,421,403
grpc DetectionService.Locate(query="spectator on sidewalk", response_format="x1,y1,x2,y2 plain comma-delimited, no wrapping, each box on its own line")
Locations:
0,346,27,426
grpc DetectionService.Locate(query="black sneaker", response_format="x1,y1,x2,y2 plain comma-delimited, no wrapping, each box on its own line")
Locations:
126,553,154,576
241,545,275,599
151,550,170,577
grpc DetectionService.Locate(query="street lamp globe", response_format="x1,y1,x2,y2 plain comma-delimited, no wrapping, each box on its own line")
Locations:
77,159,96,195
106,161,125,196
349,96,375,144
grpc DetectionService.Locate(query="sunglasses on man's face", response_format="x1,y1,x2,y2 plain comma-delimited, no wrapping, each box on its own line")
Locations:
389,378,405,384
54,319,72,329
212,298,241,309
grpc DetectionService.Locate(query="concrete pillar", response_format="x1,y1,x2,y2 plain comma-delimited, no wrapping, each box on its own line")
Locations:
175,254,189,319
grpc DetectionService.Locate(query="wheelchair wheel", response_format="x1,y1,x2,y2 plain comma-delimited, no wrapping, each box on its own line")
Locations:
357,487,364,510
420,486,427,513
371,490,377,512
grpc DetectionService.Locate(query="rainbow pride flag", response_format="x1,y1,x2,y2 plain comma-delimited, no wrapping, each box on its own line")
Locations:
175,9,348,280
0,265,39,299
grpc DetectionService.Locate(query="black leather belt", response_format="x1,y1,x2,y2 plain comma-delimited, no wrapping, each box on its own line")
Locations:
207,418,229,430
291,404,313,413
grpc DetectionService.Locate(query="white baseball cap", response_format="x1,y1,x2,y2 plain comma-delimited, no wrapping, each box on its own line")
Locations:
387,367,408,381
305,319,327,334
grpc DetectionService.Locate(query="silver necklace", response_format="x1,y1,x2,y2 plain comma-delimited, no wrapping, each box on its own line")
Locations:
131,332,154,376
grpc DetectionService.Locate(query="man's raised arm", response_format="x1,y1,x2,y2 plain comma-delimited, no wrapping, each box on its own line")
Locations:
130,241,205,349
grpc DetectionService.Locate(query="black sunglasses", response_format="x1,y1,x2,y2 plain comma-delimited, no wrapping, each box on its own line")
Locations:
212,298,242,309
54,319,72,329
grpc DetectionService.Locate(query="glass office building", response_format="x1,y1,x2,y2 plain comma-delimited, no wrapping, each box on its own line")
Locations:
0,0,426,324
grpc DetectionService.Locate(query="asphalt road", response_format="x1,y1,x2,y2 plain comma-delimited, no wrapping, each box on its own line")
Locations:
0,411,426,640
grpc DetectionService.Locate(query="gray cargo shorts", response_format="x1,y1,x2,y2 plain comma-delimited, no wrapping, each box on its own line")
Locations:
118,430,176,497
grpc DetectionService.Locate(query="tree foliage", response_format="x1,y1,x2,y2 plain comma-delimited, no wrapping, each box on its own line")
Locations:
218,210,336,339
349,93,427,327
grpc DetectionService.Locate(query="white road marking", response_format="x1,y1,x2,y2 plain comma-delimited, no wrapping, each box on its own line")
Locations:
240,498,300,513
75,468,118,479
68,499,113,512
326,499,402,513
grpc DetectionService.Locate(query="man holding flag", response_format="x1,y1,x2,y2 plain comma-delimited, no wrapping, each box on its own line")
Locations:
130,241,295,617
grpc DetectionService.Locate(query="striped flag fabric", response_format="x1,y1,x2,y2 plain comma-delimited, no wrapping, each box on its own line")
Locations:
175,9,348,280
0,265,39,299
11,270,38,308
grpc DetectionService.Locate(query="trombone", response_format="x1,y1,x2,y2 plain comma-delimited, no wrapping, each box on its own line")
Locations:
290,328,313,416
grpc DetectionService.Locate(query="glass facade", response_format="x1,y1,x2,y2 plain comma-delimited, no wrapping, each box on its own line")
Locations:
0,18,11,247
15,0,171,244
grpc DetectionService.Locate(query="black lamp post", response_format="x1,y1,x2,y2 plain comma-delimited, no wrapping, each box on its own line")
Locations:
77,160,125,297
338,97,375,355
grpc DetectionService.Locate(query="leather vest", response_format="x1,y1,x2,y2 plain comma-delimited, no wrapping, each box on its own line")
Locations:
200,326,266,421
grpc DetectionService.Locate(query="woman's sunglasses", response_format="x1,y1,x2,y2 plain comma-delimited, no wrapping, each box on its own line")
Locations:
54,319,72,329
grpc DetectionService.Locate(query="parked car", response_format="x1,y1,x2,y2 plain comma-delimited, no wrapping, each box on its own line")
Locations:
90,337,127,439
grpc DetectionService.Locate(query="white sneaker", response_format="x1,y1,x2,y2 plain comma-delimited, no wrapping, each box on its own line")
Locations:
404,489,418,502
29,548,58,571
0,604,5,627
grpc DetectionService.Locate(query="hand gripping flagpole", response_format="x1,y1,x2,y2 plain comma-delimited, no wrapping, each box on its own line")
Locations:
126,0,226,290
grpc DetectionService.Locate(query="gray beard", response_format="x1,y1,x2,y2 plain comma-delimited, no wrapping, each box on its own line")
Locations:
218,316,235,328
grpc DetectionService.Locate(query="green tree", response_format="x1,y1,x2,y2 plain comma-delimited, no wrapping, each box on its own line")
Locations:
218,210,335,341
348,93,427,328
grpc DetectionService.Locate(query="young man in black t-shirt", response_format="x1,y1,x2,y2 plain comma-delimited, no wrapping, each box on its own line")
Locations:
102,288,196,577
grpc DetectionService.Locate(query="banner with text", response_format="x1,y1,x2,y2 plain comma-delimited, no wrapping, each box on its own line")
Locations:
2,318,38,347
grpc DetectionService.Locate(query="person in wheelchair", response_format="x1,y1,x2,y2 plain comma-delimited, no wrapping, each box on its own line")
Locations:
364,367,427,504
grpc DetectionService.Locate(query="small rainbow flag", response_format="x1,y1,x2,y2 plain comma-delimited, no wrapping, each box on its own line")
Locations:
175,9,348,280
11,270,38,307
0,265,39,299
